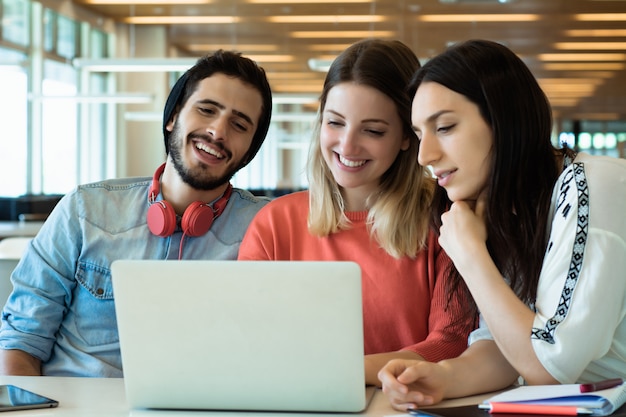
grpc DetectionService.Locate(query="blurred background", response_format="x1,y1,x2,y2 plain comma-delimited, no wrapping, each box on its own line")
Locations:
1,0,625,206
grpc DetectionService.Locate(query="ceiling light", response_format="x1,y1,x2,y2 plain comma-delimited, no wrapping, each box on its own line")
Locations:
538,78,603,85
308,44,353,51
575,13,626,21
28,93,154,103
547,94,594,102
554,42,626,50
246,55,295,63
571,71,617,79
546,94,590,101
127,96,322,120
273,84,325,93
439,0,513,3
247,0,368,3
542,62,626,71
122,16,239,24
564,29,626,37
291,30,395,38
185,44,279,52
73,56,295,71
268,15,387,23
416,14,539,22
548,98,580,106
73,58,197,72
538,53,626,61
540,84,598,94
83,0,211,3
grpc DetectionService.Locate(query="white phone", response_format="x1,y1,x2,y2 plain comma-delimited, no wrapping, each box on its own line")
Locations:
0,385,58,412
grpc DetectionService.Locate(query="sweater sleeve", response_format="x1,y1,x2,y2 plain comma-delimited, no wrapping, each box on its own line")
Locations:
531,156,626,383
400,232,477,362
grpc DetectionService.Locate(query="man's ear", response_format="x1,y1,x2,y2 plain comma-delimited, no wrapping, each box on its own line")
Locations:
165,114,177,132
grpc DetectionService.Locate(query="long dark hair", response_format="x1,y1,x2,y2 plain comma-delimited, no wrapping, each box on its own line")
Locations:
409,39,570,305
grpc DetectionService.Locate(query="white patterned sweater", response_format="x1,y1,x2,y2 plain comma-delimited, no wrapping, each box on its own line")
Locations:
469,152,626,383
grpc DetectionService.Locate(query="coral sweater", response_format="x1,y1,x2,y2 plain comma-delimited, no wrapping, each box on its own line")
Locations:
238,191,473,361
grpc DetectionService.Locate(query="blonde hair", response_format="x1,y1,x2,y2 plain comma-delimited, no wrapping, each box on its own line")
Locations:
306,39,435,258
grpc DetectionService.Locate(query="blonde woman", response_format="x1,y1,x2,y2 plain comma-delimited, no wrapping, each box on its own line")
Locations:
238,38,475,386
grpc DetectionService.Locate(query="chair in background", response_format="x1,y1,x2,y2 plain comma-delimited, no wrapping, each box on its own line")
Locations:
0,237,32,308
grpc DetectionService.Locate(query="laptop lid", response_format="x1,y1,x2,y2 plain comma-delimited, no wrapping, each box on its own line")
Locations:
112,260,368,413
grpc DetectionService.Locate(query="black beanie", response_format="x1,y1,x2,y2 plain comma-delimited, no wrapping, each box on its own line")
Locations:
162,70,190,155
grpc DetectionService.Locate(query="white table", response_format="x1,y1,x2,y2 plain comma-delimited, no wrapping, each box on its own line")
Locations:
0,376,491,417
0,221,44,239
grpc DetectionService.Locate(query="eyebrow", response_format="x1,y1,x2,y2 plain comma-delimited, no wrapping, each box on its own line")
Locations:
325,109,390,125
413,109,454,131
197,99,255,127
426,109,454,122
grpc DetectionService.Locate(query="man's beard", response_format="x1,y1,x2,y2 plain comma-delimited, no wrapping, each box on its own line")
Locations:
168,121,243,191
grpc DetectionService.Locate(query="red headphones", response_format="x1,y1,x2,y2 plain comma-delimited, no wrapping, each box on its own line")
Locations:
146,163,233,237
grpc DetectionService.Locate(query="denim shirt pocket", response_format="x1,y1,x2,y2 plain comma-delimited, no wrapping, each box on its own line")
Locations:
73,262,118,346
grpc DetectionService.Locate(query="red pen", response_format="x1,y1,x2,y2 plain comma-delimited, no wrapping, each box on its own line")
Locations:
479,402,593,415
579,378,624,393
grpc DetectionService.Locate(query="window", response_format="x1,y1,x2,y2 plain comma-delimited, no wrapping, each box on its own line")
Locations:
0,47,28,197
56,14,77,59
557,132,574,149
1,0,29,47
41,60,78,194
232,102,314,192
42,8,55,52
0,1,113,197
578,132,592,150
89,28,108,59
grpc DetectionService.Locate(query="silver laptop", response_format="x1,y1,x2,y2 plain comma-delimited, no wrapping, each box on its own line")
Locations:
112,259,372,413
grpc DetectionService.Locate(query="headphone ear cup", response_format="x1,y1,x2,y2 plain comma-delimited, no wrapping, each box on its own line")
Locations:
181,201,215,237
147,200,177,237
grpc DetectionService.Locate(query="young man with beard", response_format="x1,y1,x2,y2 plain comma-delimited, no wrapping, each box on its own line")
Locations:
0,50,273,377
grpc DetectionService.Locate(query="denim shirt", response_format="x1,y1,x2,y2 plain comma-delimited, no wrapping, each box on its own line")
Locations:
0,176,268,377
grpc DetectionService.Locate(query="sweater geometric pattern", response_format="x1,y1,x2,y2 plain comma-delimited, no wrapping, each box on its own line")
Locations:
532,161,589,344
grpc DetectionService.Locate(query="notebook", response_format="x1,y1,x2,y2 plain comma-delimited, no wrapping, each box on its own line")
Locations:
408,404,626,417
111,259,373,413
480,380,626,416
